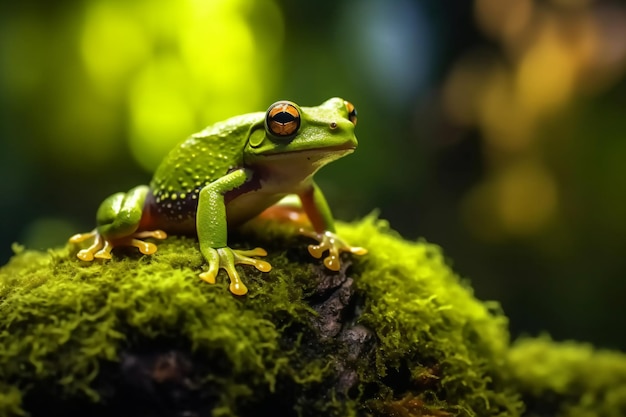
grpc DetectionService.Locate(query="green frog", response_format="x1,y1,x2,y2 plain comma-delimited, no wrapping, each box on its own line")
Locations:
70,98,366,295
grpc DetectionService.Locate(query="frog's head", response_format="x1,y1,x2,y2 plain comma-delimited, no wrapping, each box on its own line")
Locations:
244,97,358,171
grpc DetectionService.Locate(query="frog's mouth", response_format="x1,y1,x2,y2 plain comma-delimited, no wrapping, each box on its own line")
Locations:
259,143,356,160
258,145,355,167
247,144,355,179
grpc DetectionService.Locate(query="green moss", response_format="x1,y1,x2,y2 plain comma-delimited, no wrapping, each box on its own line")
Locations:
508,337,626,417
1,215,624,416
339,219,521,416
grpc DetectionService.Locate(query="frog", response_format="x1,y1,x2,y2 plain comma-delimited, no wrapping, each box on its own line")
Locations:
69,97,367,296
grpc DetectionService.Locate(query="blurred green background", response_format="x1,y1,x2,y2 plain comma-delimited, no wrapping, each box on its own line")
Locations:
2,0,626,350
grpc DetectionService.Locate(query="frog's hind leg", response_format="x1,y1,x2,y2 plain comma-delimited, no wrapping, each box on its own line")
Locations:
255,195,311,228
69,186,167,261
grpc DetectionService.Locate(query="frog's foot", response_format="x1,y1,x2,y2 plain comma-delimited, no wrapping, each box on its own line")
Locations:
199,247,272,296
299,229,367,271
69,229,167,261
69,230,105,261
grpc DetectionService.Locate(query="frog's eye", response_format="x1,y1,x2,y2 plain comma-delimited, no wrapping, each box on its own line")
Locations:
345,101,357,126
266,101,301,138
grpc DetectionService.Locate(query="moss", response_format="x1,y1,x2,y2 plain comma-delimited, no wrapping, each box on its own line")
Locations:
508,337,626,417
339,219,522,416
0,215,625,416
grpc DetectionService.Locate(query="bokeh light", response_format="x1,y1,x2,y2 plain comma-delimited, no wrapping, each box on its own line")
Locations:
81,0,284,171
443,0,626,240
1,0,284,173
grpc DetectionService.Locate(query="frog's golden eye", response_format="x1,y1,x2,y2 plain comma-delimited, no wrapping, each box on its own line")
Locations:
345,101,357,126
266,101,301,138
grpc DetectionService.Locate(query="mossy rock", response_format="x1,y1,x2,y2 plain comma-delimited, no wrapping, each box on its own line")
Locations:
1,216,625,416
508,337,626,417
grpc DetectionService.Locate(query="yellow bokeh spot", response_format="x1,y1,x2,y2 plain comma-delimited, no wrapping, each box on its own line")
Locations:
462,162,558,240
475,0,533,43
442,50,495,127
115,0,284,171
550,0,591,9
478,64,535,152
179,11,261,121
129,58,195,172
3,0,285,172
495,162,558,236
81,0,150,97
515,24,576,116
77,0,285,171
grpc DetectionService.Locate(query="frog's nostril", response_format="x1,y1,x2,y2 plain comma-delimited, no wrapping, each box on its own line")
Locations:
329,122,338,130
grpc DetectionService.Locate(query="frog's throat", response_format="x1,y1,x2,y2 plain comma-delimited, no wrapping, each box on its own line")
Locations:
259,148,354,175
252,145,355,164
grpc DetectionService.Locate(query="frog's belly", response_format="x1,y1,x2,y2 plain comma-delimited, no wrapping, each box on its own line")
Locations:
141,189,288,235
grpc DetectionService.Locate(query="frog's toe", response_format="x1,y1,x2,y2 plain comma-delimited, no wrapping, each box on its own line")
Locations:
71,228,166,262
199,270,217,285
300,229,336,259
69,230,97,244
77,249,95,262
233,248,272,273
75,232,105,262
130,239,158,255
230,280,247,296
93,252,112,260
113,230,166,256
222,263,248,296
207,247,250,295
235,247,268,257
323,252,341,271
348,246,367,256
134,230,167,240
306,242,327,260
199,247,220,284
93,239,114,259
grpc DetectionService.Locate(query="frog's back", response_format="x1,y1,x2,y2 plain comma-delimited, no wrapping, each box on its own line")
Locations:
145,113,259,229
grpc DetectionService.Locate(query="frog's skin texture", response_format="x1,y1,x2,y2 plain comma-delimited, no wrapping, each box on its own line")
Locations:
70,98,366,295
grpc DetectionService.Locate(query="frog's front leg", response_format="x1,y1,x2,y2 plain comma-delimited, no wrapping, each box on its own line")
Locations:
196,169,271,296
298,182,367,270
69,185,167,261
